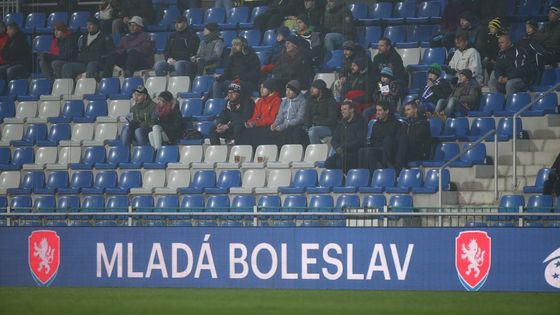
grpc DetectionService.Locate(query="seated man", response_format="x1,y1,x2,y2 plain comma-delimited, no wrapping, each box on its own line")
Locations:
103,16,154,77
209,80,255,145
121,85,155,146
154,16,199,78
358,101,402,171
325,100,367,173
489,34,533,99
435,69,481,118
418,63,452,113
340,57,373,114
532,4,560,67
191,22,224,76
304,79,338,144
448,33,483,84
0,23,31,81
397,101,432,167
271,80,308,147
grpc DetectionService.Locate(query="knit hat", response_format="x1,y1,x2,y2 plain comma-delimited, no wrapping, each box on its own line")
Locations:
86,17,100,27
261,78,276,92
526,19,538,31
460,12,475,24
176,16,187,24
286,80,301,95
54,22,68,32
159,91,173,102
342,40,356,50
428,63,442,76
129,16,143,27
458,69,473,80
488,17,502,30
276,26,290,39
551,6,560,16
285,34,300,46
228,80,242,94
134,85,148,95
204,22,219,32
380,67,394,78
311,79,327,91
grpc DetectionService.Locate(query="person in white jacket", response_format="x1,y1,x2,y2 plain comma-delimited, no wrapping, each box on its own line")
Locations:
271,80,308,147
448,33,483,84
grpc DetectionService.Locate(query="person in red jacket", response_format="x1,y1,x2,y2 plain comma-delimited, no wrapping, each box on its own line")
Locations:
240,78,282,150
0,22,8,65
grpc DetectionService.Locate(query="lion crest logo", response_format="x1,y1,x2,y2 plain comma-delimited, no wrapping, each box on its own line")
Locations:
28,230,60,286
455,231,491,291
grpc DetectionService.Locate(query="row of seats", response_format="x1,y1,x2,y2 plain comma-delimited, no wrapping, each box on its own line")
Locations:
425,116,523,142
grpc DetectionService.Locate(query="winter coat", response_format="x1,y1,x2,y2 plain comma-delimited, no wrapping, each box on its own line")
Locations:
216,97,256,128
274,93,306,130
117,31,154,67
130,97,156,129
196,32,224,63
371,47,408,85
455,24,487,55
303,88,338,131
420,77,453,105
403,115,432,161
373,80,402,111
1,31,32,71
339,45,370,78
448,46,483,83
535,20,560,53
322,0,356,40
369,114,402,149
119,0,154,24
155,102,183,144
163,28,199,61
332,113,367,153
49,32,78,61
451,78,481,110
494,44,533,84
273,48,313,90
77,31,114,63
223,47,261,84
0,33,8,65
247,92,282,127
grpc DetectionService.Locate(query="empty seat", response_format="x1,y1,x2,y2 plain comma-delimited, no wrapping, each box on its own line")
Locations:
82,123,118,146
18,78,52,102
435,117,469,142
388,195,414,220
191,145,228,169
204,170,241,194
450,143,487,167
0,171,20,194
34,171,69,194
130,170,166,194
7,171,45,195
110,77,144,100
48,100,85,123
241,145,278,168
494,92,531,116
193,98,226,121
119,146,154,169
167,145,203,169
359,168,396,193
145,76,167,97
216,145,253,169
167,76,191,97
333,168,370,193
11,123,48,146
40,79,74,100
257,195,281,226
422,143,460,167
200,195,229,227
36,11,68,33
254,169,291,194
386,168,423,193
177,170,215,194
70,146,106,169
523,168,551,194
292,144,328,168
239,5,267,29
496,117,523,141
68,11,90,32
154,169,190,194
307,169,344,194
0,147,33,170
412,169,450,193
106,170,143,195
491,194,525,223
36,123,71,147
524,93,558,116
0,79,28,102
84,77,120,100
468,92,505,117
0,123,24,146
461,118,496,142
81,170,118,194
95,145,130,169
267,144,303,168
281,195,307,227
144,145,179,169
363,194,386,211
45,146,81,170
279,169,318,194
306,195,334,227
22,146,58,170
74,100,108,123
27,101,61,124
229,169,266,194
178,75,213,98
525,195,554,222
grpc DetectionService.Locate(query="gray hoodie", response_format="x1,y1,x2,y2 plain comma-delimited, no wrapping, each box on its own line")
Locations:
274,93,306,129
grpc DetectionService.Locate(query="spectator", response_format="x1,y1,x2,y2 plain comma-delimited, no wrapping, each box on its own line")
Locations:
397,101,432,167
532,4,560,67
39,22,78,80
240,79,282,150
371,38,408,87
448,33,483,84
191,22,224,75
371,66,402,114
358,101,402,171
261,26,290,75
209,80,255,145
272,35,313,93
121,85,156,146
61,17,114,80
418,63,452,113
517,19,539,51
112,0,154,36
489,35,533,99
435,69,481,118
333,40,369,99
148,91,183,149
322,0,355,51
98,0,120,35
439,0,476,35
340,57,373,114
295,14,323,69
304,79,337,144
444,12,486,54
298,0,325,31
482,17,507,77
212,37,260,98
0,22,8,66
0,23,31,81
271,80,308,147
103,16,154,77
325,100,367,173
253,0,301,33
154,16,199,78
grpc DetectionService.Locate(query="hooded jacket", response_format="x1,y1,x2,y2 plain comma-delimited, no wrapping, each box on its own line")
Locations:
535,20,560,53
448,45,483,83
223,45,261,84
304,88,338,131
130,97,156,129
216,96,256,128
372,47,408,84
164,27,199,61
117,30,154,67
155,101,183,144
196,31,224,64
451,78,481,110
274,93,306,129
77,30,114,63
369,114,402,148
247,92,282,127
323,0,356,40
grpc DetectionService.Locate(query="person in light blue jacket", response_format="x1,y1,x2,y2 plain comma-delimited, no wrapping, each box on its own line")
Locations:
271,80,309,147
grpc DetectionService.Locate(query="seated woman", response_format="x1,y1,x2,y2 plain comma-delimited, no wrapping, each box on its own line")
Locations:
271,80,308,147
148,91,183,149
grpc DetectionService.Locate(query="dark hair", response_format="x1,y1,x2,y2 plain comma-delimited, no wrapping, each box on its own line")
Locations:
404,101,417,108
341,100,355,109
376,101,391,111
455,33,468,42
379,37,392,47
6,22,19,30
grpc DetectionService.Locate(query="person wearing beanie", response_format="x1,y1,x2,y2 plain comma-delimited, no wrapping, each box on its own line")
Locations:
103,16,154,77
111,0,154,36
532,4,560,67
418,63,452,113
191,22,224,75
272,31,313,94
332,40,370,99
363,65,402,118
148,91,183,149
0,23,31,81
304,79,338,144
295,14,323,69
489,34,533,99
38,22,78,80
154,16,199,78
371,37,408,86
240,79,282,150
323,0,356,51
448,33,483,83
61,17,114,79
210,80,256,145
270,26,290,63
271,80,308,147
341,57,374,114
121,85,156,146
435,68,481,118
452,11,486,55
482,17,507,76
253,0,302,33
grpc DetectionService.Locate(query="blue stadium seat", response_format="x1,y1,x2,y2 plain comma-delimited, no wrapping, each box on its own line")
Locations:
180,121,214,145
359,168,397,193
152,195,179,226
450,143,486,167
17,78,51,101
120,146,155,169
363,26,382,48
360,2,392,25
11,123,48,146
131,195,154,213
0,147,10,164
110,77,144,100
388,195,413,220
408,71,427,93
258,195,281,226
468,92,505,117
103,195,129,226
180,98,203,119
48,100,85,123
226,195,255,226
85,77,120,100
384,1,416,25
36,123,71,146
435,117,469,141
239,29,261,47
523,168,551,194
34,171,69,194
496,117,523,141
255,50,270,65
525,194,553,222
4,12,24,28
460,118,496,142
74,100,108,123
68,11,90,32
106,170,142,195
36,12,68,34
10,195,35,225
494,92,531,116
422,143,460,167
491,194,524,223
178,170,216,194
193,98,226,121
408,1,442,24
95,146,130,169
181,194,204,212
205,7,226,25
58,171,93,194
384,25,407,45
307,169,343,194
0,147,34,170
77,195,105,226
35,196,56,215
178,75,213,98
531,68,557,92
200,195,229,227
407,25,438,46
278,169,317,194
0,79,28,102
333,168,370,193
0,196,7,226
7,171,45,195
513,0,541,20
220,6,250,30
278,195,306,227
205,169,241,194
239,6,267,29
386,168,423,193
363,194,386,211
221,30,237,48
306,195,334,227
412,169,450,193
523,93,558,116
57,195,80,224
259,29,276,47
366,119,377,142
323,50,344,72
332,194,359,226
144,145,179,169
70,146,106,169
0,100,15,122
148,32,170,54
349,3,369,22
23,12,46,34
81,170,117,194
427,117,442,137
185,8,204,28
148,7,180,31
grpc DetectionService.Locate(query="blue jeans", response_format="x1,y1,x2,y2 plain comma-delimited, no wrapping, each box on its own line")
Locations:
488,71,527,100
61,61,103,79
307,126,331,144
324,33,345,51
436,97,470,118
154,60,193,76
121,125,150,146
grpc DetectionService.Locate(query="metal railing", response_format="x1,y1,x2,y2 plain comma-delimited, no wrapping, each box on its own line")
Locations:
512,82,560,189
1,0,19,16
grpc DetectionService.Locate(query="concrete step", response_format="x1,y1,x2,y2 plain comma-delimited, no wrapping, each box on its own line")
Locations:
519,139,560,152
457,191,538,206
474,165,544,178
456,176,533,191
521,116,560,139
498,151,558,166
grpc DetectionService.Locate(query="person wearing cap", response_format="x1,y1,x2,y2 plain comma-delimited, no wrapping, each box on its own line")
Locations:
155,16,199,78
261,26,291,75
191,22,224,75
212,36,260,99
418,63,452,113
273,34,313,94
371,37,408,86
325,100,367,173
148,91,183,149
0,23,31,81
373,66,402,113
341,57,374,114
103,16,154,77
532,4,560,66
489,34,533,99
61,17,114,80
482,17,507,77
271,80,308,147
435,68,481,118
38,22,78,80
253,0,302,33
111,0,154,36
121,85,156,146
240,78,282,150
447,11,486,54
448,33,483,84
323,0,356,51
210,80,255,145
304,79,338,144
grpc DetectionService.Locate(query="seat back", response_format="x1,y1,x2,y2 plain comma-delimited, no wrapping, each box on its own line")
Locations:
265,169,291,188
345,169,370,188
165,169,190,189
318,169,343,188
241,169,265,189
278,144,303,163
69,170,93,190
191,170,216,189
371,168,396,189
142,170,166,190
204,145,228,163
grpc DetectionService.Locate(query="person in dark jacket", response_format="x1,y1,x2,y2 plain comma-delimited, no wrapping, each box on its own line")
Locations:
435,69,481,118
103,16,154,77
325,100,367,173
532,4,560,67
61,17,114,79
272,35,313,93
39,22,77,80
112,0,154,36
304,79,338,144
443,11,486,53
482,17,507,77
154,16,199,78
191,22,224,75
489,35,532,99
253,0,302,33
397,101,432,167
418,63,452,113
371,67,402,114
341,57,374,115
210,80,255,145
121,85,156,146
0,23,31,81
148,91,183,149
371,38,408,87
358,101,403,171
212,36,260,98
322,0,356,51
